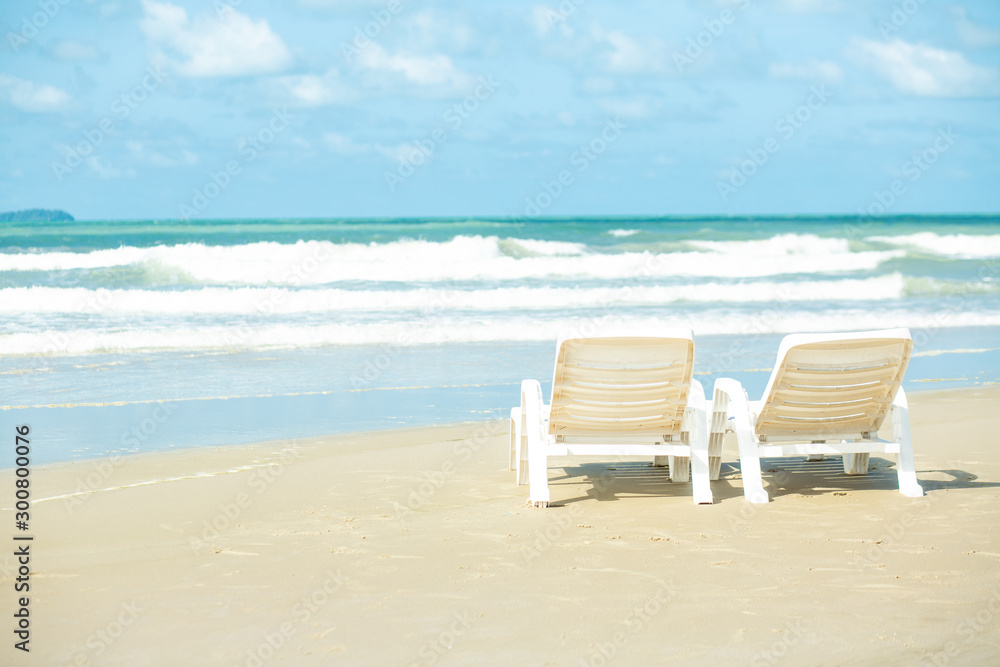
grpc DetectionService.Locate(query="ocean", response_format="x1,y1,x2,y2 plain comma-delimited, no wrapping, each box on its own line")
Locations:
2,215,999,464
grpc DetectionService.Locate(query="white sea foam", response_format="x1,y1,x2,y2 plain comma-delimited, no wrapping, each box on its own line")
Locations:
0,275,915,315
7,309,1000,356
504,238,588,256
608,229,640,237
0,234,903,283
869,232,1000,259
688,233,848,256
0,246,151,271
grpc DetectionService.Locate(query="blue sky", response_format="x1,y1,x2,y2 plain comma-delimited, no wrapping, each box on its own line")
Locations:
1,0,998,220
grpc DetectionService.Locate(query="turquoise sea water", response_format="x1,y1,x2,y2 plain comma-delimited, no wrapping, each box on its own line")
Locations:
2,215,998,464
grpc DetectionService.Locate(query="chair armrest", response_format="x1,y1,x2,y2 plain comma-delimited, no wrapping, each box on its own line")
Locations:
712,378,752,433
520,379,546,441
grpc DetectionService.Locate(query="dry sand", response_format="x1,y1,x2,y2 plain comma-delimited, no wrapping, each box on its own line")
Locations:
3,386,1000,666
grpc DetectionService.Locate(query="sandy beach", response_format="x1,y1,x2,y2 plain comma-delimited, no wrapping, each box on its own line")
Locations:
4,386,1000,666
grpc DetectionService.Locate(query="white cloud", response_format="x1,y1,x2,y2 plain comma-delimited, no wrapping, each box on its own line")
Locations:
86,156,135,179
98,2,123,18
141,0,292,78
590,25,668,74
322,133,416,163
851,38,1000,97
51,40,102,62
777,0,843,12
356,43,471,88
374,142,428,163
595,96,656,119
0,74,71,112
581,77,617,95
770,60,843,84
126,141,198,167
952,7,1000,49
531,5,576,38
271,69,357,107
408,11,474,52
294,0,383,7
323,133,371,156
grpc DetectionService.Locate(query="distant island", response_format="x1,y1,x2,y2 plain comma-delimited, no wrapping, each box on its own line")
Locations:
0,208,74,222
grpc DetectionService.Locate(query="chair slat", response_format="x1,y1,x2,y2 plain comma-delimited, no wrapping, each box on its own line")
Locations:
552,419,683,434
774,385,893,402
560,364,688,383
552,403,682,418
768,400,889,418
550,336,694,438
556,384,686,402
779,367,898,386
756,335,912,438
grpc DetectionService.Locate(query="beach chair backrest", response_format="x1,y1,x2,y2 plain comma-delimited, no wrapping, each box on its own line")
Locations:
756,329,913,439
549,333,694,437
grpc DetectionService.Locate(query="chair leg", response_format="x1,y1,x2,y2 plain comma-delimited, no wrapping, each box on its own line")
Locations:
517,407,529,486
653,456,670,467
688,386,713,504
714,379,768,503
527,437,549,506
843,452,869,475
707,430,723,481
708,395,727,481
508,410,517,472
522,380,550,507
669,456,690,483
806,441,825,462
737,439,767,503
690,452,712,504
892,388,924,497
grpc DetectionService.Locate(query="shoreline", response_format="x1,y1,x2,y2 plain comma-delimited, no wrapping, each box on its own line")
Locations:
2,385,999,664
2,383,995,473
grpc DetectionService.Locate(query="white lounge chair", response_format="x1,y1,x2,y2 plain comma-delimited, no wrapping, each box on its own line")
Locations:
510,330,713,506
710,328,924,503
